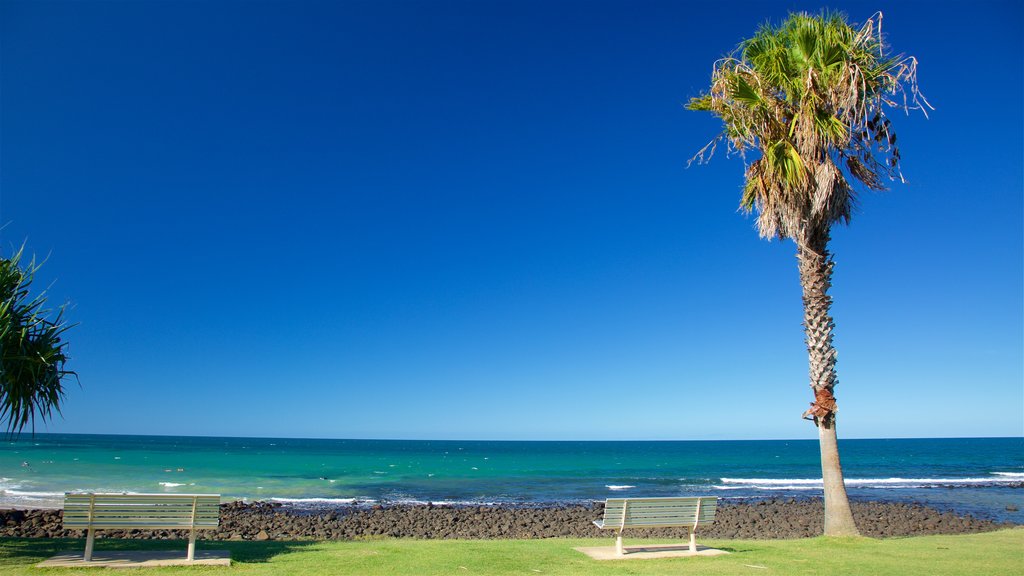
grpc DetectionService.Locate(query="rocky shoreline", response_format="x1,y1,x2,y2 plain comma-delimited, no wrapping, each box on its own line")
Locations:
0,499,1015,542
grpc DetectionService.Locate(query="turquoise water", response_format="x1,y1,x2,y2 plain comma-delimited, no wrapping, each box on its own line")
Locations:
2,434,1021,521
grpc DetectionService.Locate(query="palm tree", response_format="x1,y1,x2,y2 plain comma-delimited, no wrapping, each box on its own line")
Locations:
0,247,76,436
688,12,929,536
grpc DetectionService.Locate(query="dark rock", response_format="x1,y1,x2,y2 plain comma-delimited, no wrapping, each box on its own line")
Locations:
0,498,1014,541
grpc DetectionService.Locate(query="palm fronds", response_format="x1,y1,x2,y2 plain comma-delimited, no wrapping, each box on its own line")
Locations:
0,247,77,436
688,11,930,245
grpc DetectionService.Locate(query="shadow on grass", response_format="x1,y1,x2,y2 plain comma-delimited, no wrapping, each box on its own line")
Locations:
712,546,747,553
0,537,321,565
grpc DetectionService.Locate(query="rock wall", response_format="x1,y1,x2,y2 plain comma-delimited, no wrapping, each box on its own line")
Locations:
0,499,1013,542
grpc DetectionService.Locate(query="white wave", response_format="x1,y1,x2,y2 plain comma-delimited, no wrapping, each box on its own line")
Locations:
387,498,505,506
720,476,1024,489
721,478,822,485
606,485,636,491
0,489,66,509
846,477,1024,486
270,497,364,505
713,485,820,491
992,472,1024,479
3,490,65,498
159,482,185,488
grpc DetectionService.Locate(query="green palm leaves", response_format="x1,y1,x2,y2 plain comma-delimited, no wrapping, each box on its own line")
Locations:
0,247,76,436
689,11,929,243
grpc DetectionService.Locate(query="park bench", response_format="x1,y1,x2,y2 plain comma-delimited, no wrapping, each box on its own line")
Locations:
63,493,221,562
593,496,718,556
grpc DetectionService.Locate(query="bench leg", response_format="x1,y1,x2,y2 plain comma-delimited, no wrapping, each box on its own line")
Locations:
84,528,95,562
187,530,196,561
615,533,623,556
689,529,696,553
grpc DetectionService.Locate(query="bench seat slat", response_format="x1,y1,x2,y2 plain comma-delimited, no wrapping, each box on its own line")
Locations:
64,495,218,499
602,502,716,506
64,523,219,529
65,493,220,498
604,503,709,510
65,502,221,506
65,515,220,520
597,516,712,523
603,502,716,507
603,508,716,517
602,508,716,518
65,498,219,502
65,517,219,521
65,504,220,508
604,501,710,507
604,509,718,516
63,513,220,518
598,521,710,529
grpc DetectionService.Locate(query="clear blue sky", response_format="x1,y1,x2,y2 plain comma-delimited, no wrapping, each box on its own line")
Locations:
1,0,1021,441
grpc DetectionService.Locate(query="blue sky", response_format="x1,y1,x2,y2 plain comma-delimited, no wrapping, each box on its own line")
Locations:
1,0,1020,441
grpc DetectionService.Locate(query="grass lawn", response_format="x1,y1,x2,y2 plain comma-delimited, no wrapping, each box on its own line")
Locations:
1,529,1021,575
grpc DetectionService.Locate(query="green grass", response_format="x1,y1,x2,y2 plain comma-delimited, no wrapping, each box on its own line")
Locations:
1,529,1021,575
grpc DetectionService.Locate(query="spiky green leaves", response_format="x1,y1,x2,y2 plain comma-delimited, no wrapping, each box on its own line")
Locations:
732,77,762,106
688,11,928,243
0,248,76,436
768,140,807,188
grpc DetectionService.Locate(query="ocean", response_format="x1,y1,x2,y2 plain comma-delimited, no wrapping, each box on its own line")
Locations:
2,434,1021,522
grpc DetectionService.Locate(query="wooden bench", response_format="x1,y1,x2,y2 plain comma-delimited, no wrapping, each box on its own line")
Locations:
63,493,221,562
593,496,718,556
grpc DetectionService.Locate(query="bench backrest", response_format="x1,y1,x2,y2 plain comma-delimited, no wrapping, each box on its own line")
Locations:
602,496,717,529
63,493,221,530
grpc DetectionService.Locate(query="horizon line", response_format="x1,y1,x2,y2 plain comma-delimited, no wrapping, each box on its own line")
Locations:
14,432,1023,443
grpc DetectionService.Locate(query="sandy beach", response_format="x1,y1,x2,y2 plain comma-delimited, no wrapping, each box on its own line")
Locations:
1,498,1015,542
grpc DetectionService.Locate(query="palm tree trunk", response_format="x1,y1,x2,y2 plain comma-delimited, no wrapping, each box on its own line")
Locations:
798,230,860,537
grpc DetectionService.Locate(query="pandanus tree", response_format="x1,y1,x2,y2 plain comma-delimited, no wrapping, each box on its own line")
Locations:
688,12,928,536
0,247,76,436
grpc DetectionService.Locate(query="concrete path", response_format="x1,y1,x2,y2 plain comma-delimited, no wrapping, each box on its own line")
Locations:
38,550,231,568
575,543,729,560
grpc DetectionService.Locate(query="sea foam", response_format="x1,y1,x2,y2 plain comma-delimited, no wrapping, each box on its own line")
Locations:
718,476,1024,490
270,497,363,505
